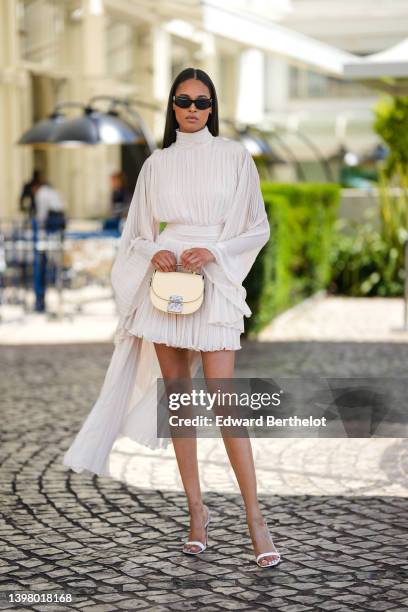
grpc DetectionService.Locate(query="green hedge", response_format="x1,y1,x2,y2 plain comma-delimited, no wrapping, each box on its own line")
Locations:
244,183,340,336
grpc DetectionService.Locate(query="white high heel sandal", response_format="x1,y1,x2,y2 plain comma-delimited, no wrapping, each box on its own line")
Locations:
256,549,281,568
182,506,211,555
254,521,281,568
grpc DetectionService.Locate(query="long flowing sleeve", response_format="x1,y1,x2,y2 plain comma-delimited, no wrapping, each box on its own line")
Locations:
200,147,271,330
204,148,270,287
110,155,163,319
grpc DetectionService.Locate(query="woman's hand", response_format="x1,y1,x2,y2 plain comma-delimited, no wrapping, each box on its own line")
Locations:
180,247,215,272
151,250,177,272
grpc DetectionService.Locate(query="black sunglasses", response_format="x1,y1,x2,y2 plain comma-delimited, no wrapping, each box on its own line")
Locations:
173,95,212,110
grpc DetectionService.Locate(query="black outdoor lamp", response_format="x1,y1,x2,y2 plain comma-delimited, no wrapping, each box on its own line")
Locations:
17,109,67,148
48,105,140,146
89,95,158,153
16,96,159,151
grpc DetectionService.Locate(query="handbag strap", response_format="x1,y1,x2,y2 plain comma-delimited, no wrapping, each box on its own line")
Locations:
151,264,204,280
176,263,201,274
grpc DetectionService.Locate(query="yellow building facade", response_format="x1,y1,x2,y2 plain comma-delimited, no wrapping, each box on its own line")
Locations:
0,0,227,221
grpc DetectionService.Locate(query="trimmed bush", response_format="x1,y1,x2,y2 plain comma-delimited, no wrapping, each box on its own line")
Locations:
244,183,340,336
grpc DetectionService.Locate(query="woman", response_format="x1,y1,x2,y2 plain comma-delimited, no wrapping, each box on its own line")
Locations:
63,67,280,568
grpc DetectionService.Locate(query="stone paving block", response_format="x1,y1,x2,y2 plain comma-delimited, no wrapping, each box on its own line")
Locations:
146,592,184,604
360,603,399,611
166,603,201,612
288,594,326,605
86,571,122,580
80,605,119,611
213,586,246,596
121,582,148,592
214,600,255,610
30,603,77,612
315,602,347,611
234,589,265,603
66,580,97,589
173,587,209,598
267,604,313,612
115,599,151,610
120,568,151,579
154,565,196,578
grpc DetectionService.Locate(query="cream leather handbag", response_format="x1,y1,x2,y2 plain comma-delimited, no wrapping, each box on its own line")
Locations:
149,264,205,314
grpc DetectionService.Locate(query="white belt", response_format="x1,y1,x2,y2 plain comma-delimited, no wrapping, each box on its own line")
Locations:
161,222,224,239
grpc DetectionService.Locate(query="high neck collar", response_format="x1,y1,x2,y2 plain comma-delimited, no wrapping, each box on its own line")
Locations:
174,124,213,148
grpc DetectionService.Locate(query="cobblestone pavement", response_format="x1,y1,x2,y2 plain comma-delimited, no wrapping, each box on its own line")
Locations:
1,334,407,611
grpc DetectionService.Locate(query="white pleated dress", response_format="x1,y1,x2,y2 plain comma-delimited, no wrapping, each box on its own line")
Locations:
122,125,252,351
62,124,271,478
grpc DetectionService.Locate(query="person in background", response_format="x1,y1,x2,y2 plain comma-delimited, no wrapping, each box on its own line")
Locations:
104,171,131,232
31,175,66,312
19,169,45,219
110,171,131,218
32,175,66,233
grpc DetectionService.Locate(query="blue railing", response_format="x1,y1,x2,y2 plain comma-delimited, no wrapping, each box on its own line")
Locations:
0,218,120,318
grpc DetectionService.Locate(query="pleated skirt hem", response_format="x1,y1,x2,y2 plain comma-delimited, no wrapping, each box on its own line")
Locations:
125,329,242,352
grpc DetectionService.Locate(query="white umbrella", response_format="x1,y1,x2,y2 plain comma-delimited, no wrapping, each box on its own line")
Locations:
343,38,408,94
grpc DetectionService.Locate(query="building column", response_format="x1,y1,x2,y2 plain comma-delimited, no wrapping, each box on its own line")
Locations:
135,23,171,142
0,0,28,220
265,55,289,114
200,32,218,88
236,47,264,126
69,0,109,218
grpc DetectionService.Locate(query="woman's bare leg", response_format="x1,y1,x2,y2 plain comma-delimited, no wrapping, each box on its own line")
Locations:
154,343,208,553
201,349,280,566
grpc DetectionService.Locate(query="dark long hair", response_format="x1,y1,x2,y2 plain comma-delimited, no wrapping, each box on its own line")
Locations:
161,67,219,149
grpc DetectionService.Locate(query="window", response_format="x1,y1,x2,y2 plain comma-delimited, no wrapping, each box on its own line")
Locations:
106,18,136,82
17,0,64,66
